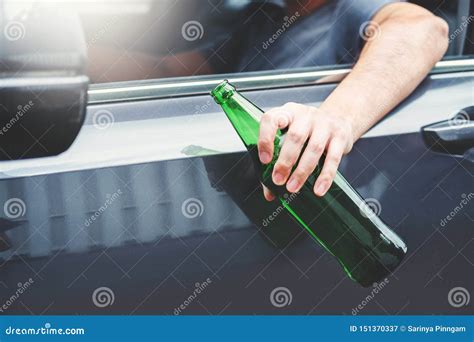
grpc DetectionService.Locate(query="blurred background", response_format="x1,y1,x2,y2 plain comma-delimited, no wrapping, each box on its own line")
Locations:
2,0,473,83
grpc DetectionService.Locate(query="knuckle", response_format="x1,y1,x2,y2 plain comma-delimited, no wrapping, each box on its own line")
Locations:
258,137,273,147
308,107,320,115
260,111,275,125
327,154,342,165
329,121,341,132
261,112,272,123
321,170,336,182
334,125,350,137
308,141,325,154
282,102,301,114
296,164,314,177
332,125,343,134
283,102,298,108
287,130,304,144
276,158,293,171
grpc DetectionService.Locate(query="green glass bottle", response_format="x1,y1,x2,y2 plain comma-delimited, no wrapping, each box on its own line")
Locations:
211,80,407,287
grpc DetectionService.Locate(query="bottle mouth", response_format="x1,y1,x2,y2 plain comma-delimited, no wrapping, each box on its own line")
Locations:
210,80,235,105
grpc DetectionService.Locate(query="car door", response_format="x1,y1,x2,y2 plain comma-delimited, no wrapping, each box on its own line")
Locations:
0,56,472,315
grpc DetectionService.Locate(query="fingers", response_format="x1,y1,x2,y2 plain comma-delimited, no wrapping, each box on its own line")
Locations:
313,136,346,197
272,111,310,186
262,184,276,201
258,109,291,164
259,103,351,199
286,128,330,193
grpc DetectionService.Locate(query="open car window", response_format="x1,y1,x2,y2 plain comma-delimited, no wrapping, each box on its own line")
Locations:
86,0,473,84
5,0,472,84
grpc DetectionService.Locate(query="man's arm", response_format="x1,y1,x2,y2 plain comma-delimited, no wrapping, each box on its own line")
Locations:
258,3,449,200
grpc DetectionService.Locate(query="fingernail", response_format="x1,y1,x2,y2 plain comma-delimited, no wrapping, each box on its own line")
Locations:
264,192,274,202
259,151,271,164
287,178,299,193
273,172,284,185
315,181,327,196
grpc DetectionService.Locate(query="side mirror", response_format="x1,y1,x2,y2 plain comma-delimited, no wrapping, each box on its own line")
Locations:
0,4,88,160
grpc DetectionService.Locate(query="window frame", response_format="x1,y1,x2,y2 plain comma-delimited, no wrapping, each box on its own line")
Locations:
88,57,474,105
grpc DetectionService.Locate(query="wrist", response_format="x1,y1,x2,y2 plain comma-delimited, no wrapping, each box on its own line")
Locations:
318,103,359,144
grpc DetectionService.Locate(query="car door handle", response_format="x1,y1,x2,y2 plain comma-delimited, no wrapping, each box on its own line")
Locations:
422,107,474,155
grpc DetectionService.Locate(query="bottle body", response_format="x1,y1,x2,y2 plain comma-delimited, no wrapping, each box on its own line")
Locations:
211,81,407,287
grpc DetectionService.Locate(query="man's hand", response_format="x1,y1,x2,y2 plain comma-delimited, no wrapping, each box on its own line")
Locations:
258,103,354,200
259,2,448,201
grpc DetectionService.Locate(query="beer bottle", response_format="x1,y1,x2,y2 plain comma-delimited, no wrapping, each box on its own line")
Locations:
211,80,407,287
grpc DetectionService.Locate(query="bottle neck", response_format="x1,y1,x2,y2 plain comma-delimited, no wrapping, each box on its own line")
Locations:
211,81,282,150
219,92,265,148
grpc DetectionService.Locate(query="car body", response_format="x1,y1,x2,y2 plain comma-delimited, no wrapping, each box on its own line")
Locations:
0,0,473,316
0,57,473,314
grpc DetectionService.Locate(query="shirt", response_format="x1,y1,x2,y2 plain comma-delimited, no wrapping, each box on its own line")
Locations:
222,0,398,72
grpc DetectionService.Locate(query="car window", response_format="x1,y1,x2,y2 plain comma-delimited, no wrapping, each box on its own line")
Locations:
4,0,473,83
